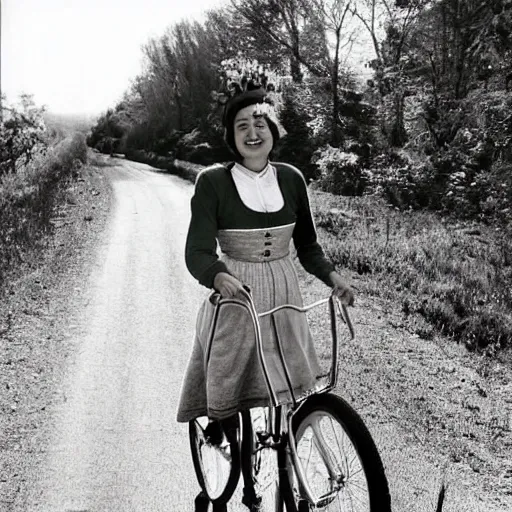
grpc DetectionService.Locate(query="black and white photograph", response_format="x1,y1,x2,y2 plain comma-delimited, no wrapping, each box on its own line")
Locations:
1,1,511,511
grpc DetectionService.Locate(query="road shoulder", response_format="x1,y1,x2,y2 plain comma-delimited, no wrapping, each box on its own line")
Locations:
0,152,114,510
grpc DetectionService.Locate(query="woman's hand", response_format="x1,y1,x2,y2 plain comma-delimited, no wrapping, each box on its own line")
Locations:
329,271,355,306
213,272,245,298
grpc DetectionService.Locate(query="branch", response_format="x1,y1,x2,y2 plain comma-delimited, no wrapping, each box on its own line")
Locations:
230,0,327,77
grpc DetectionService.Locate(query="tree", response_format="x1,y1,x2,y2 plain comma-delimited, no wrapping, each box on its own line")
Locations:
350,0,431,146
205,6,284,69
312,0,355,145
231,0,322,82
0,95,47,175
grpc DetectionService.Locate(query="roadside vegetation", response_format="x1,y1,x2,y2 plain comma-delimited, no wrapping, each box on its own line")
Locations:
0,95,89,288
311,192,512,353
86,0,512,354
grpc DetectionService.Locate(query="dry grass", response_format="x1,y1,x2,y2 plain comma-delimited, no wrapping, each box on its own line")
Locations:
0,133,88,288
310,190,512,352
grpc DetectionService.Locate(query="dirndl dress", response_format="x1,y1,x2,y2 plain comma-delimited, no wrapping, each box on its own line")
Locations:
176,223,323,422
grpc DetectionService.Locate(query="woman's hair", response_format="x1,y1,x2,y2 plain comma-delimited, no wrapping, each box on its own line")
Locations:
222,88,280,160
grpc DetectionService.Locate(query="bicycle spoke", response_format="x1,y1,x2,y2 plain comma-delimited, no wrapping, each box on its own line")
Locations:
249,408,281,510
191,418,239,503
292,410,371,512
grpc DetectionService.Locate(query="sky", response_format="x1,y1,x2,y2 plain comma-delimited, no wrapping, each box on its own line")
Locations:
2,0,227,116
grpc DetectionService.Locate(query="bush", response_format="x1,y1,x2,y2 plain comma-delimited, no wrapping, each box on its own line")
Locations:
175,128,231,165
0,94,47,175
367,151,443,210
313,145,368,196
87,108,126,154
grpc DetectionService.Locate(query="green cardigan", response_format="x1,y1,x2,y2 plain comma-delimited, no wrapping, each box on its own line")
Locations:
185,162,335,289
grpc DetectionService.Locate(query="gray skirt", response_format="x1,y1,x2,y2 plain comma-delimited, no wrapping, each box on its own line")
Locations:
176,254,322,423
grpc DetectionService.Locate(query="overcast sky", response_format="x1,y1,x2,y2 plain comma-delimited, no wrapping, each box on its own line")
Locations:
2,0,226,115
3,0,375,117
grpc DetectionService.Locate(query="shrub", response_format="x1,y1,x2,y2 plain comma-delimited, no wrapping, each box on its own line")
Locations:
313,145,367,196
366,151,440,209
0,94,47,175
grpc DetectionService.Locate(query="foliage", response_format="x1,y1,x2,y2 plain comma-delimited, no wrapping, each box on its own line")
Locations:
275,84,318,180
86,0,512,225
313,145,368,195
0,133,88,287
0,95,47,175
87,108,127,155
365,150,437,209
205,5,284,68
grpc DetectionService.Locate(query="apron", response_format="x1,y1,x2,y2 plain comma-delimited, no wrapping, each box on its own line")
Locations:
176,224,322,422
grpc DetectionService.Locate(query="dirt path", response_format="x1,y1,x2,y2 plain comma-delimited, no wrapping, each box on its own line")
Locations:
1,154,510,511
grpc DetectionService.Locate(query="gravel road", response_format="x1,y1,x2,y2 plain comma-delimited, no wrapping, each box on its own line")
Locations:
18,159,210,511
1,155,510,512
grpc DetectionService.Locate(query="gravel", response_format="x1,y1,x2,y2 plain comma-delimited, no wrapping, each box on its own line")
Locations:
0,154,113,511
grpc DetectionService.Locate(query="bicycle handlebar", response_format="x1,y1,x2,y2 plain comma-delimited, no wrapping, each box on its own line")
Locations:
205,288,355,408
209,287,355,339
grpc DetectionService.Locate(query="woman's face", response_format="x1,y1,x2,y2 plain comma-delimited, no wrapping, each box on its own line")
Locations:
233,105,273,163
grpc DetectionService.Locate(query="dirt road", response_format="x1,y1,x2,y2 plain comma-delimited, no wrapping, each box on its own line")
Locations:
2,155,510,512
17,159,232,511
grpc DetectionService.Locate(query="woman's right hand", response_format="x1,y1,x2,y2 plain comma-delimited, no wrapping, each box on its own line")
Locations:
213,272,244,298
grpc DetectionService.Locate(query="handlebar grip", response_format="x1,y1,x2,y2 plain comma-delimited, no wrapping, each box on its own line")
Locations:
337,301,355,340
209,284,252,305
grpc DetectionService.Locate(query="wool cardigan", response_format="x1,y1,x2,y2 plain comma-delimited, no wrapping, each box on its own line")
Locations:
185,161,335,288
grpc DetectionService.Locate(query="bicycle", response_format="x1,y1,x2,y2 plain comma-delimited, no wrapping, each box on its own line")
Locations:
190,288,391,512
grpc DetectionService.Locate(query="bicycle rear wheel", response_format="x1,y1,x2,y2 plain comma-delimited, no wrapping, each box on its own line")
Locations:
189,415,241,507
284,394,391,512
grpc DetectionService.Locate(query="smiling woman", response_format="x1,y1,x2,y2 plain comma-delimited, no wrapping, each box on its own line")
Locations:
2,0,225,115
176,85,356,510
224,89,281,170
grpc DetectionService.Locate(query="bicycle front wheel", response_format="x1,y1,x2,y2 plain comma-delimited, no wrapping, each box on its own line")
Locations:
284,394,391,512
189,416,241,506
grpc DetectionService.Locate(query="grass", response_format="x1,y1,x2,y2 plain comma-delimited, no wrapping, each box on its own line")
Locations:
310,189,512,353
0,133,88,289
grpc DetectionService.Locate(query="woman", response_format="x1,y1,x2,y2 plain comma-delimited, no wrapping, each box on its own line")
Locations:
176,87,354,423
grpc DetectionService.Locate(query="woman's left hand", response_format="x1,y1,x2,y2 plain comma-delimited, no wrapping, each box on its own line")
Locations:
329,271,355,306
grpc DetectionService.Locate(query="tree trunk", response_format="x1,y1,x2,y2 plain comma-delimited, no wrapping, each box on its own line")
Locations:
331,28,341,147
290,53,302,83
290,24,302,83
175,93,184,131
441,3,448,75
0,0,2,123
391,91,407,147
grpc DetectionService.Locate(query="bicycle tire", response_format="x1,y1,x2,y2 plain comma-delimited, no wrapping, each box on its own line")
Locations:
189,416,241,507
241,408,296,512
282,393,391,512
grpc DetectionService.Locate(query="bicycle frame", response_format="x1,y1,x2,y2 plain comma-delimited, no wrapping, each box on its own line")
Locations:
205,288,355,508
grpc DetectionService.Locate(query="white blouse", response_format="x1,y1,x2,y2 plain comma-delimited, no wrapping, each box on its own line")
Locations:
231,162,285,213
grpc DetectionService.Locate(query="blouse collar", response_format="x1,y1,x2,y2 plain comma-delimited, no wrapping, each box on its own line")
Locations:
233,161,273,180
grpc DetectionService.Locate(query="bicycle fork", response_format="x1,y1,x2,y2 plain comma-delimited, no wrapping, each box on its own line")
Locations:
286,412,345,508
